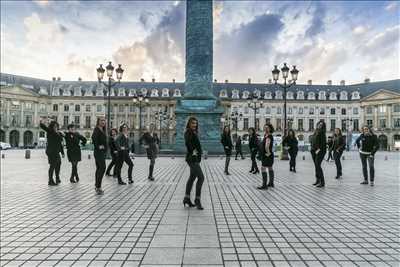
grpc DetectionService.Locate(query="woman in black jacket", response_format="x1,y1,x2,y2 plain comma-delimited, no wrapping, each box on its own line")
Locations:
105,128,118,177
257,123,275,189
91,117,107,195
235,136,244,160
115,124,134,185
221,126,233,175
183,117,204,210
40,118,65,186
284,129,298,172
248,127,259,174
64,124,87,183
326,136,334,162
356,126,379,186
332,128,345,179
310,120,327,187
139,123,159,181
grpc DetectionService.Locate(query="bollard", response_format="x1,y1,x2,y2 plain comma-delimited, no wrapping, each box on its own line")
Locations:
302,155,305,160
172,156,175,159
88,154,91,159
342,156,345,160
1,154,4,159
385,155,388,161
25,149,31,159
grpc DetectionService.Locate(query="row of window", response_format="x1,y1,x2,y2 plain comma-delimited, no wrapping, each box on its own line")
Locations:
234,106,359,115
224,90,361,100
51,87,183,98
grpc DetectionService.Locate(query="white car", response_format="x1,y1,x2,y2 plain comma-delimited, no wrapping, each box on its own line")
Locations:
0,142,11,150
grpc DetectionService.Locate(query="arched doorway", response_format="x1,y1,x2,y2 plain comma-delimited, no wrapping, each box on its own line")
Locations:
0,130,5,142
23,131,33,147
378,134,388,151
9,130,19,147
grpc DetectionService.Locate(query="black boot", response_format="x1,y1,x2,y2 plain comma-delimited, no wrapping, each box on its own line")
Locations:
48,179,57,186
194,198,204,210
148,164,155,181
257,172,268,190
267,170,274,187
70,177,76,183
118,177,126,185
75,176,79,182
183,196,195,207
55,177,61,184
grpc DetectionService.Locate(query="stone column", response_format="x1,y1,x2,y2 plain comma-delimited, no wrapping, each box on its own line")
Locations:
374,105,378,129
387,104,392,128
20,101,24,128
34,102,38,127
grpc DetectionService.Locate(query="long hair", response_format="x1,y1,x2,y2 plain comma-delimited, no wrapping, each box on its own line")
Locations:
185,116,198,133
96,117,106,131
265,123,274,134
334,128,342,137
316,120,327,136
223,125,230,136
119,123,128,133
110,128,118,136
288,129,296,138
49,121,59,132
248,127,256,137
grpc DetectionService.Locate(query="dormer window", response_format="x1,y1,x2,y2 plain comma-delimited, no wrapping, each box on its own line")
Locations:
232,89,239,99
297,91,304,100
264,91,272,99
219,89,227,98
340,91,348,100
242,91,249,99
319,91,326,100
351,91,360,100
74,86,82,96
162,88,169,97
140,88,147,96
118,88,126,97
329,92,337,100
173,89,181,97
151,89,159,97
308,92,315,100
63,88,71,97
39,87,48,95
253,89,261,98
275,91,283,99
128,89,136,96
287,91,294,99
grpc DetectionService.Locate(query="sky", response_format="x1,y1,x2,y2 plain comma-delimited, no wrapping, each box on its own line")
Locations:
1,0,399,85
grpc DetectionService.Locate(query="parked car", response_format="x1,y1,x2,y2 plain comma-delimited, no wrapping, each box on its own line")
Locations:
0,142,11,150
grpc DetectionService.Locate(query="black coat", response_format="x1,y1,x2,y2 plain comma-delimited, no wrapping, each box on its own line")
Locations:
235,138,242,151
259,134,274,160
115,134,130,152
91,127,107,158
333,135,346,153
140,132,159,159
40,123,64,157
220,133,233,156
185,129,202,164
109,136,118,158
356,134,379,155
64,132,86,162
249,134,259,153
311,131,327,153
284,136,298,154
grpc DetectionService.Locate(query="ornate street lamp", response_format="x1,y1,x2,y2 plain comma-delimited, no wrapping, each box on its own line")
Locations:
155,109,171,149
230,111,243,138
247,92,263,132
133,93,149,153
272,63,299,160
96,62,124,158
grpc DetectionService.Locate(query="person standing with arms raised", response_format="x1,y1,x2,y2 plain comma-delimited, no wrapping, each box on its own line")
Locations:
91,117,107,195
221,125,233,175
40,118,65,186
311,120,327,187
139,123,159,181
64,124,87,183
183,117,205,210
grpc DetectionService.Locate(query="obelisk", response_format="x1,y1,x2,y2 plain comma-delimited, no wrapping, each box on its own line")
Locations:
175,0,224,154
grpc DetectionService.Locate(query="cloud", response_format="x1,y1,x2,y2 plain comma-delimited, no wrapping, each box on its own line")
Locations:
385,2,398,11
353,25,367,35
305,2,326,38
360,25,400,59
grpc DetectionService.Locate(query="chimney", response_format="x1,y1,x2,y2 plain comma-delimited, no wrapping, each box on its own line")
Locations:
225,79,229,83
364,78,370,83
307,80,312,85
214,79,217,83
52,77,56,81
248,78,251,84
172,78,176,83
152,78,155,83
57,77,61,81
327,80,332,85
140,78,145,82
268,79,272,84
78,77,82,81
340,80,345,86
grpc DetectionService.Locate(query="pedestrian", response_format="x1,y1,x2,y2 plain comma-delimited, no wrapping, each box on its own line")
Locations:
105,128,118,177
332,128,346,179
183,116,204,210
257,123,275,189
221,125,233,175
326,136,334,161
356,126,379,186
115,124,134,185
248,127,259,174
40,118,65,186
140,123,159,181
64,124,87,183
91,117,107,195
284,129,298,172
235,136,245,160
310,120,327,187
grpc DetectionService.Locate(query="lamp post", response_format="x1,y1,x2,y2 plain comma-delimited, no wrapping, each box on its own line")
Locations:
247,92,263,132
155,109,170,149
133,93,149,153
272,63,299,160
346,118,353,151
97,62,124,158
230,111,243,138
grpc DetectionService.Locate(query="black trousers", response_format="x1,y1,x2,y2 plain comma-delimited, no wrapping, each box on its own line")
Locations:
289,151,297,170
326,150,333,161
311,150,326,185
48,153,61,181
225,155,231,172
360,153,375,181
106,153,117,175
333,151,343,177
116,151,133,179
94,152,106,188
185,162,205,199
250,150,259,171
70,161,79,179
235,150,244,159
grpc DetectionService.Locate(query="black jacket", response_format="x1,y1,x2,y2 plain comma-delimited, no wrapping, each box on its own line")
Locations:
333,135,346,153
327,138,334,150
109,136,118,157
284,136,298,154
220,133,233,155
91,127,107,156
311,131,327,153
140,132,159,159
116,133,130,153
235,138,242,150
356,134,379,155
185,129,202,164
259,134,274,160
64,132,86,162
40,123,64,157
249,134,259,153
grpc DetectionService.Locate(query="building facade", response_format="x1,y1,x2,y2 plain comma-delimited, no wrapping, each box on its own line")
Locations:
1,73,399,151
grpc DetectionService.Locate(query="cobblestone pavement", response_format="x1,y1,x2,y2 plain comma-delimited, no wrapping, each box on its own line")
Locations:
1,150,399,267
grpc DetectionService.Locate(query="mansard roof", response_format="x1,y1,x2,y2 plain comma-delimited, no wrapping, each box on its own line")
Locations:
1,72,399,100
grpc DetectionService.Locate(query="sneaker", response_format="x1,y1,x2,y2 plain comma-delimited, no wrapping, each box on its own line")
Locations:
128,179,134,184
95,188,104,195
360,180,368,185
48,180,57,186
370,181,374,186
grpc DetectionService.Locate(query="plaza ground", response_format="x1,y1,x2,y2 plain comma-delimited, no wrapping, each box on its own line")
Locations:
0,150,399,267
